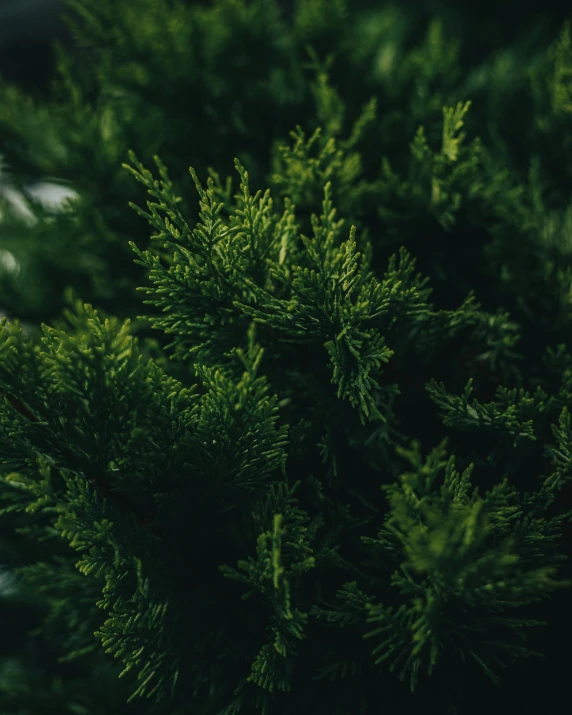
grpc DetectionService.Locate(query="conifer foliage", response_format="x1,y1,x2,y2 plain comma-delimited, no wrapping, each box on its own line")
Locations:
0,1,572,713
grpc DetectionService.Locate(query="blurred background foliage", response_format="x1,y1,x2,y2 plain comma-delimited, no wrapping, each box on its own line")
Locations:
0,0,570,335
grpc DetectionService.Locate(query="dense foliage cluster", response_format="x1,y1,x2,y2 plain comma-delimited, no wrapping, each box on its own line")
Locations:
0,1,571,713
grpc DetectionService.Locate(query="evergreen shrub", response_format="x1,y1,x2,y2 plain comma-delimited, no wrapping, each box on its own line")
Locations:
0,1,571,713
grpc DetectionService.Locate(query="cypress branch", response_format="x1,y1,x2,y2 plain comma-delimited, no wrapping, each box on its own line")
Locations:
1,1,572,713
